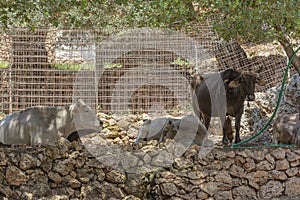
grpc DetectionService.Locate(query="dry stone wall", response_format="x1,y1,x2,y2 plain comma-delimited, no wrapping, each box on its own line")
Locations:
0,139,300,200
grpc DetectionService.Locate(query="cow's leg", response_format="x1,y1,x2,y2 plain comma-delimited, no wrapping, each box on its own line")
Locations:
234,112,243,144
222,116,229,145
203,114,211,130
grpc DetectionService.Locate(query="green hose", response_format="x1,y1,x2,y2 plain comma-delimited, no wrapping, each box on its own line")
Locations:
232,46,300,149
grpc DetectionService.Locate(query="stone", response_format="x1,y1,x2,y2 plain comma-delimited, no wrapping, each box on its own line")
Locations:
173,158,194,170
252,150,265,162
286,167,299,177
286,152,299,162
200,182,218,196
271,148,285,160
81,181,125,199
229,165,245,178
19,154,41,170
65,176,81,189
197,191,209,199
285,177,300,196
268,170,287,181
151,150,174,168
256,160,274,171
232,186,256,200
215,171,232,184
247,170,268,185
6,166,27,186
290,159,300,167
105,170,126,184
265,154,275,165
53,159,74,176
160,182,178,196
48,171,62,184
243,158,256,172
215,191,233,200
0,151,7,166
258,180,284,199
76,168,95,183
275,159,289,171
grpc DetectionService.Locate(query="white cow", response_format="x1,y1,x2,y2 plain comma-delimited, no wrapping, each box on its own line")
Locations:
272,113,300,146
0,99,102,145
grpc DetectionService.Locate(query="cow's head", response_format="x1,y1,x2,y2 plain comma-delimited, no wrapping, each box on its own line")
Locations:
228,71,265,101
70,99,102,133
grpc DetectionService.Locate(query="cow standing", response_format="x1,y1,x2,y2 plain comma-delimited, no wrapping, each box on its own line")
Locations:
0,99,102,145
191,68,264,144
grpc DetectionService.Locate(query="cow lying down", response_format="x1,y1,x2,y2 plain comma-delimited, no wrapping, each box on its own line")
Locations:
0,99,102,145
273,113,300,146
134,115,208,146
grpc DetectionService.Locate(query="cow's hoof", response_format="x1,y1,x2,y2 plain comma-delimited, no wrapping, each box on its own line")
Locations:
222,138,229,146
234,139,241,144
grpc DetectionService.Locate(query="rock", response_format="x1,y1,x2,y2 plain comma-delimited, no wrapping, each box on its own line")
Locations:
200,182,218,197
268,170,287,180
285,177,300,196
6,166,27,186
0,151,7,166
271,148,286,160
151,150,174,168
48,171,62,184
19,154,41,170
232,186,256,200
173,158,194,170
197,191,209,199
106,170,126,184
256,160,274,171
53,159,74,176
247,170,268,185
160,182,178,196
286,167,299,177
275,159,289,171
215,171,232,185
229,165,245,178
258,180,284,199
117,119,131,131
243,158,256,172
76,168,95,183
65,175,81,189
215,191,233,200
81,181,125,199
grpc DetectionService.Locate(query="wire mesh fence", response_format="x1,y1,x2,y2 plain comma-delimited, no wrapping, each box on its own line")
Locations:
0,26,297,115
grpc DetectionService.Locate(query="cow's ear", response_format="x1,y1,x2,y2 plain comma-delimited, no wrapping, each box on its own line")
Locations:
70,102,80,116
191,78,200,90
256,78,266,86
76,99,85,106
228,80,240,88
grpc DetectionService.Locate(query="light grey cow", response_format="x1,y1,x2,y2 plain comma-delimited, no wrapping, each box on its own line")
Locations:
0,99,102,145
134,115,208,146
272,113,300,146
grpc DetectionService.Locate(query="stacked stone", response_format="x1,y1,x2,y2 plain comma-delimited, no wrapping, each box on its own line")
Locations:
0,138,300,199
0,140,142,200
150,147,300,200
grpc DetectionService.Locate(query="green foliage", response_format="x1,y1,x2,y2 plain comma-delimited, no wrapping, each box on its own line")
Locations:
0,0,298,49
0,61,9,68
52,63,94,70
170,58,191,66
195,0,299,44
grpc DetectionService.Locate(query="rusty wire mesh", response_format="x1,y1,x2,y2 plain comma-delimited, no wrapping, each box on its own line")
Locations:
0,26,296,115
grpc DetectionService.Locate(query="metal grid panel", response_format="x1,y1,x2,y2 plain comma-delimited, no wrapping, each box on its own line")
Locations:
0,26,297,114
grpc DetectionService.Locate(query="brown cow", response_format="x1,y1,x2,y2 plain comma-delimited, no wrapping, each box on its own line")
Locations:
191,68,264,144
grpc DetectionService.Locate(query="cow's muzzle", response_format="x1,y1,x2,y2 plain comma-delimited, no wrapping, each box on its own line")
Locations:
246,94,255,101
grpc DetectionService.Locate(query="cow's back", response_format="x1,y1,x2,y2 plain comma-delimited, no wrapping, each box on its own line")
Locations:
0,107,66,145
